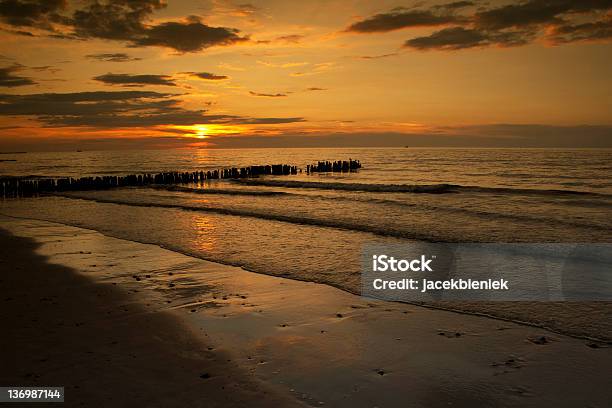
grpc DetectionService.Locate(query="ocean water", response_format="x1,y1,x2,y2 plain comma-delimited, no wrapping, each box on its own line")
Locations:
1,148,611,339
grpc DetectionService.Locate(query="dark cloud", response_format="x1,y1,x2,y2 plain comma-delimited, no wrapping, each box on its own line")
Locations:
474,0,612,30
444,124,612,147
29,65,60,74
1,1,248,53
185,72,229,80
249,91,288,97
305,87,327,91
70,0,165,41
352,1,612,51
435,1,475,10
0,90,304,128
132,17,248,52
346,8,462,33
71,3,247,52
189,126,612,149
3,124,610,151
0,65,36,87
93,73,176,87
0,90,176,116
405,26,534,50
468,0,612,49
405,27,487,50
0,90,169,102
548,16,612,44
233,117,304,124
0,0,66,28
86,53,141,62
356,52,399,59
275,34,304,43
2,28,36,36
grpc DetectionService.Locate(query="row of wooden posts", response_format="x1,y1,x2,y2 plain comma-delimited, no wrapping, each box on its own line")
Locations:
306,159,361,173
1,160,361,197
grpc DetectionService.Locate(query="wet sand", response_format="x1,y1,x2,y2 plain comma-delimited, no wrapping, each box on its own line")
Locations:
1,216,611,407
0,226,301,407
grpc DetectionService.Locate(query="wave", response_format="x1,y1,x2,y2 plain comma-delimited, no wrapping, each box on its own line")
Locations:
235,179,611,198
130,184,612,231
235,179,457,194
149,185,287,196
57,194,446,242
56,194,610,242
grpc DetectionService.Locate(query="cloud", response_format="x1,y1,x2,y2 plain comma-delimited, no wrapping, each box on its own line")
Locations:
548,16,612,44
29,65,60,73
469,0,612,47
0,0,66,28
1,1,249,53
257,60,308,68
351,1,612,51
249,91,288,97
474,0,611,30
345,8,462,33
442,124,612,147
69,0,165,41
290,62,335,77
211,2,260,18
86,53,141,62
435,1,475,10
0,65,36,87
0,90,304,128
2,28,36,36
404,26,533,50
93,73,177,87
248,87,325,96
185,72,228,80
184,125,612,149
234,117,304,124
356,52,399,59
132,17,248,52
275,34,304,43
0,90,176,116
3,124,611,151
231,3,258,17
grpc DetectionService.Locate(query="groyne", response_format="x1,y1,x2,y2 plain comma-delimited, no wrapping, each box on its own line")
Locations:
1,160,361,197
306,159,361,173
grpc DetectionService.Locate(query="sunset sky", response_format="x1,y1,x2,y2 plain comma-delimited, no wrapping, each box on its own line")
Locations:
0,0,610,150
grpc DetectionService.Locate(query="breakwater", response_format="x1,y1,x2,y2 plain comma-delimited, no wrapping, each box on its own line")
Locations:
306,159,361,173
1,160,361,197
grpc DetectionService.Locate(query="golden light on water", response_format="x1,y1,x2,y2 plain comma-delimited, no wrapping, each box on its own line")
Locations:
171,124,248,139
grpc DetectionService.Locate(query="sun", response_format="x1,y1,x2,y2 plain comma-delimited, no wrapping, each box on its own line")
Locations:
170,124,247,138
194,125,211,139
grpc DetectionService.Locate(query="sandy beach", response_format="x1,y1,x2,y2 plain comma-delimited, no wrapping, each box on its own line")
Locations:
1,216,610,407
0,221,302,407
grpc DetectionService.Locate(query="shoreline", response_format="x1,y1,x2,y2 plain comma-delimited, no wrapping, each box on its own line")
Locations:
4,211,610,344
2,216,611,407
0,226,302,407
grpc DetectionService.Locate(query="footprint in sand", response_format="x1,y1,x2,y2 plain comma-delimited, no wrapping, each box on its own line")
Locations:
527,335,554,345
491,356,526,375
437,330,465,338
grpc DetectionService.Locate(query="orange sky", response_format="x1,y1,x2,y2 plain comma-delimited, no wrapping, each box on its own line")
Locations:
0,0,611,150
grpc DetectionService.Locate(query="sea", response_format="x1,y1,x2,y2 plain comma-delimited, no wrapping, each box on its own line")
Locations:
1,147,611,340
